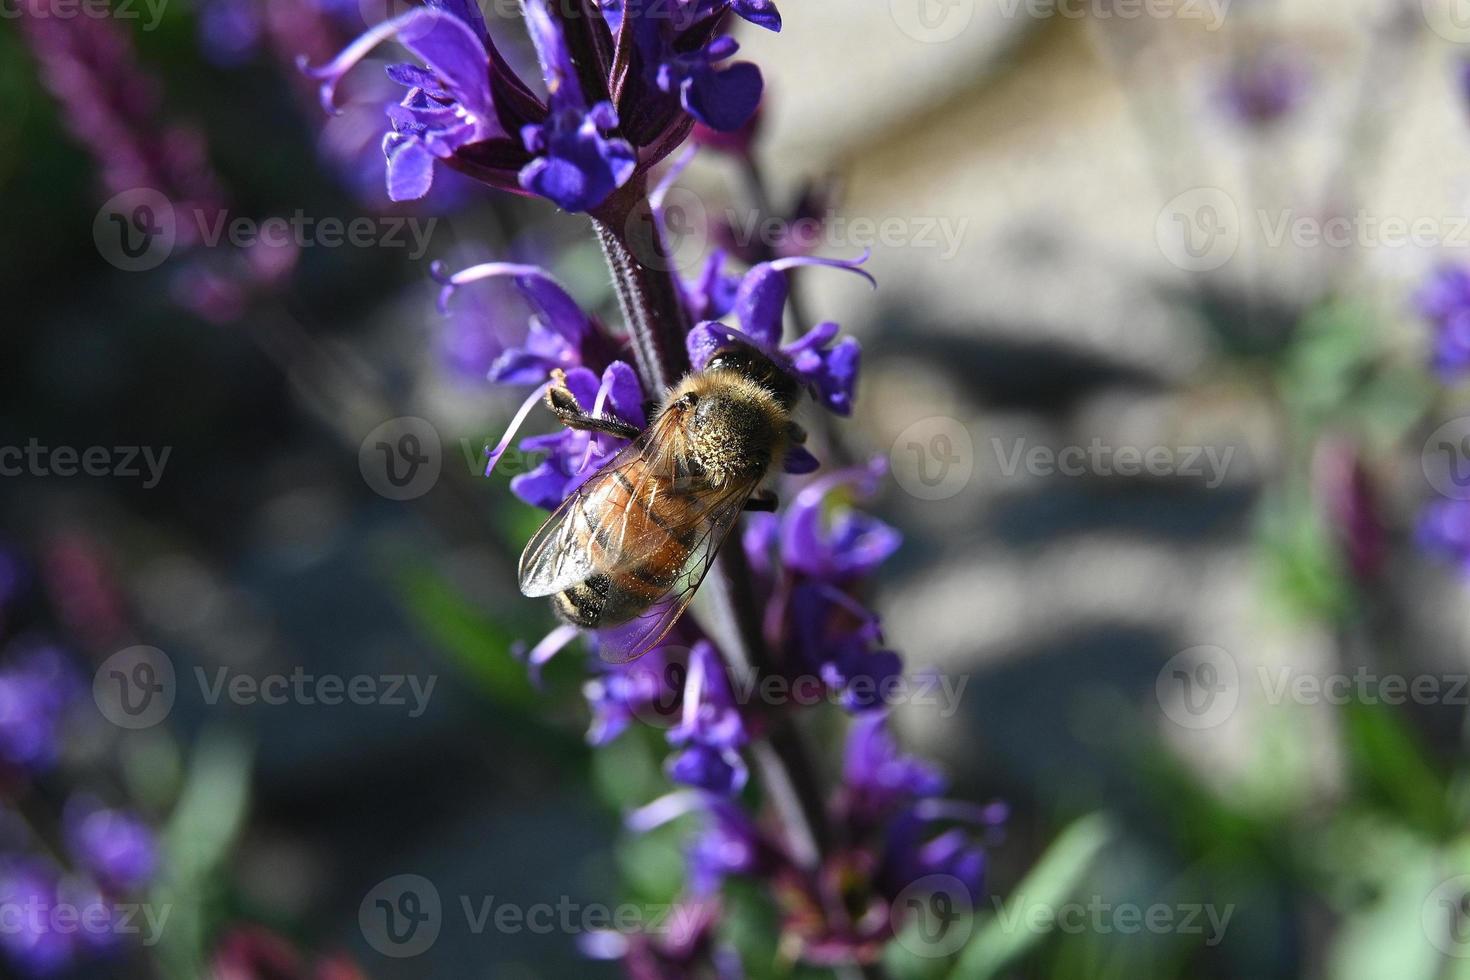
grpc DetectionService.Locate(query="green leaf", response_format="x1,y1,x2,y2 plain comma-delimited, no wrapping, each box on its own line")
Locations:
150,728,253,980
1342,701,1453,839
396,564,534,707
946,813,1116,980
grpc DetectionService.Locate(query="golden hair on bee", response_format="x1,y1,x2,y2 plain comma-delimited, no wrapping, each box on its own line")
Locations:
659,368,792,489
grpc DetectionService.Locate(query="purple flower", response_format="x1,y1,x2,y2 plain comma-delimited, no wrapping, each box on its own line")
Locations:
304,0,777,209
665,642,748,795
840,713,946,827
1416,265,1470,378
840,715,1006,906
502,361,647,511
433,261,624,384
0,859,74,976
687,254,875,416
1418,499,1470,575
1218,44,1309,128
64,798,156,893
518,0,637,212
655,36,763,132
579,898,742,980
583,647,685,744
628,790,771,895
0,646,81,772
779,458,899,582
303,6,517,202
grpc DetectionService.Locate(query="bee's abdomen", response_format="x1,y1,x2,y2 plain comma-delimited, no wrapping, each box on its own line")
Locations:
551,557,679,628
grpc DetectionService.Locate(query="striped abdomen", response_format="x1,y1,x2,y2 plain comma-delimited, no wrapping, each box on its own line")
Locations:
551,459,700,629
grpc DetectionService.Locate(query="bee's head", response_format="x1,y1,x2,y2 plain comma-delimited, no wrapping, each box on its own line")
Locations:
703,344,801,410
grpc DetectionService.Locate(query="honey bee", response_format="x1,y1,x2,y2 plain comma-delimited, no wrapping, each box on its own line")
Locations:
518,345,805,662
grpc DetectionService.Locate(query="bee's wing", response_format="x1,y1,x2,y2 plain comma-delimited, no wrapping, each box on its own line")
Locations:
517,432,658,598
592,477,759,664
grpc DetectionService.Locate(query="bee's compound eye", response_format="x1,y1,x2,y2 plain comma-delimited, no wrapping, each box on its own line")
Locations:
680,392,700,409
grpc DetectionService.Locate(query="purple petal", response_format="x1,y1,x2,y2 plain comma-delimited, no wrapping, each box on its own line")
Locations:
681,60,763,132
730,0,781,30
384,134,436,201
596,361,647,427
782,444,820,474
686,320,759,371
733,263,788,346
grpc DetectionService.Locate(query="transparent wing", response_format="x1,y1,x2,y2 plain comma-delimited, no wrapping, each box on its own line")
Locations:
592,479,757,664
517,424,667,598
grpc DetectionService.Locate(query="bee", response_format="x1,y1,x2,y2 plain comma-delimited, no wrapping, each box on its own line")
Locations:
518,345,805,662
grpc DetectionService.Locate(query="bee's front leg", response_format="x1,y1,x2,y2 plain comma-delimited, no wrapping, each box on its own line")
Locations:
545,369,643,440
744,490,778,512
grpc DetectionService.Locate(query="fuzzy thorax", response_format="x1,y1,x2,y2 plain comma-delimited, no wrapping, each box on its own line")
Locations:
662,370,790,488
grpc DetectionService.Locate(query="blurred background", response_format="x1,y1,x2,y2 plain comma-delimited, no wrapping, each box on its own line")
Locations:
6,0,1470,976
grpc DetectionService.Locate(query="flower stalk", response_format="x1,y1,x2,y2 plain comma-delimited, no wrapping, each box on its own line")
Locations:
595,177,887,980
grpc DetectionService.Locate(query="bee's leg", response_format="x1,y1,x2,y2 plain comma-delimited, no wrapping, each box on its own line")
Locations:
744,490,778,512
786,421,808,444
545,369,643,440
